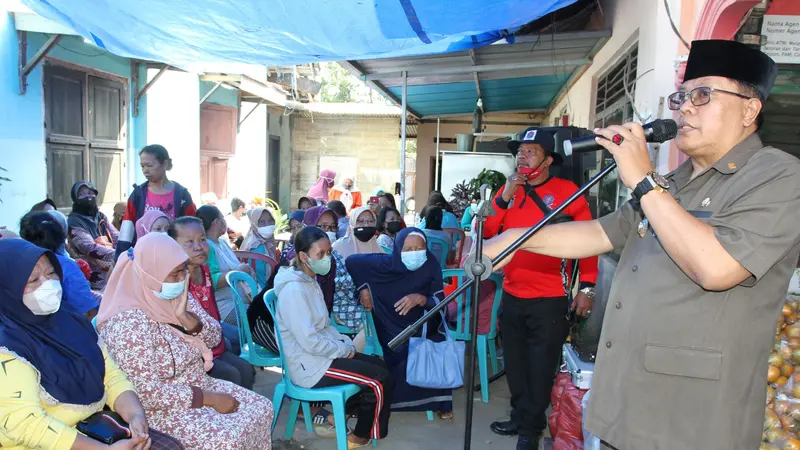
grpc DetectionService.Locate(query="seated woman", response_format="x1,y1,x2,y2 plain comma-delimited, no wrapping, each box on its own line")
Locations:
135,210,171,240
275,226,392,448
297,196,317,211
280,209,306,265
302,206,341,313
0,239,182,450
169,217,255,390
346,228,454,419
418,192,460,230
96,233,273,450
19,211,100,318
238,207,278,287
332,206,386,329
326,200,349,239
196,205,255,354
376,206,403,252
67,181,118,291
422,207,453,266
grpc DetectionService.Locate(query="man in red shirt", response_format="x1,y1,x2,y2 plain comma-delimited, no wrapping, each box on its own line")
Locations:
486,127,598,449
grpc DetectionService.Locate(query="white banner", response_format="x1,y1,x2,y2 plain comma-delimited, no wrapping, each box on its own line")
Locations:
763,15,800,64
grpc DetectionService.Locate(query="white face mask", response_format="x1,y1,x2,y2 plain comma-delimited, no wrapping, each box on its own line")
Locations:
152,280,185,300
326,231,338,243
258,225,276,238
23,279,63,315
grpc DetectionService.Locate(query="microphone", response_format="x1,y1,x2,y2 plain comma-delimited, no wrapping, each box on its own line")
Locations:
563,119,678,156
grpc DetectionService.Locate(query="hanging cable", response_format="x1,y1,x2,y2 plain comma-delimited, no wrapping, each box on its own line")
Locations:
664,0,691,50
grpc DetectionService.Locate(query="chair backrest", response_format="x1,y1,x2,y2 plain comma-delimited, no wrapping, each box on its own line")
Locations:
225,271,260,356
235,250,279,285
262,289,294,384
442,228,466,266
441,268,503,339
425,235,450,269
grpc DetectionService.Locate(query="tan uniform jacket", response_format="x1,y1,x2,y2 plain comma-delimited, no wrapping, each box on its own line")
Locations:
586,134,800,450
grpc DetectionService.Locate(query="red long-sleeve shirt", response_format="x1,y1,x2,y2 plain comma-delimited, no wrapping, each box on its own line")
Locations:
483,176,598,299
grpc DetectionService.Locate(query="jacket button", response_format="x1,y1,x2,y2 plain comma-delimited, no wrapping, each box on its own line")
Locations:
606,341,612,348
632,265,638,272
615,302,622,309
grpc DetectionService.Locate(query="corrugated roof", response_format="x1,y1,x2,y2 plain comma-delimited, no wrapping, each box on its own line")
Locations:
342,30,610,118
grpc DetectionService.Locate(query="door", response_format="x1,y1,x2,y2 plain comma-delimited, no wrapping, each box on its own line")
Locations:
268,136,280,202
200,104,237,199
44,64,126,210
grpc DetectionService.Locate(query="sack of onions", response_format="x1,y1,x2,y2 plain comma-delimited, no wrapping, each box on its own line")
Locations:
762,296,800,450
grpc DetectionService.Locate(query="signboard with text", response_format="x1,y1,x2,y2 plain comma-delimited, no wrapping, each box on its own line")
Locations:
763,15,800,64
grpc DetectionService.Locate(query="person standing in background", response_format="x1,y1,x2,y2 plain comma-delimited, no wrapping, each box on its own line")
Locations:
307,169,337,205
226,198,249,243
111,201,126,231
329,176,363,213
116,144,196,258
327,200,350,239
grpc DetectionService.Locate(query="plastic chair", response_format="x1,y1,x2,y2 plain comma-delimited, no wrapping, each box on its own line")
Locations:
225,271,284,371
442,228,466,268
425,234,450,269
442,268,504,403
330,310,384,359
235,250,279,288
264,290,377,449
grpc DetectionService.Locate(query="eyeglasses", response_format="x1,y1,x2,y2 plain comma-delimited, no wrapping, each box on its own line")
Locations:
355,218,377,227
290,223,305,232
668,86,753,111
318,224,337,232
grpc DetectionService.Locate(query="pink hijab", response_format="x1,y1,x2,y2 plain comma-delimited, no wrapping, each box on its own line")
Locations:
135,210,169,239
96,233,213,371
307,169,337,202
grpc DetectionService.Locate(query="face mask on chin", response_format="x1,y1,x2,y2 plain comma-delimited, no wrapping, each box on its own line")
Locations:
517,158,546,181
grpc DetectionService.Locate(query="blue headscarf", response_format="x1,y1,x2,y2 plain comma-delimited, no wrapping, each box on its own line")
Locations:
0,240,105,405
345,228,444,360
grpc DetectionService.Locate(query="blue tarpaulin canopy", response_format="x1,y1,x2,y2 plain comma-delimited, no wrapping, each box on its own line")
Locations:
22,0,576,69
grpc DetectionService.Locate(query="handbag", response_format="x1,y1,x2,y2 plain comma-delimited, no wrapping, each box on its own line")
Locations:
76,411,131,445
406,302,465,389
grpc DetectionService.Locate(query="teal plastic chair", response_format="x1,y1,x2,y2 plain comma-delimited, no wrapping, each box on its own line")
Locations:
442,268,504,403
330,309,384,358
264,289,377,449
425,234,450,269
225,271,283,370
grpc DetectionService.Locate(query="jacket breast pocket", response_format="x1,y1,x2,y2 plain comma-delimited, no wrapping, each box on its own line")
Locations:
644,344,722,380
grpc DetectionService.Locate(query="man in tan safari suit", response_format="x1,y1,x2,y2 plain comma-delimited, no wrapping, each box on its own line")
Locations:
483,39,800,449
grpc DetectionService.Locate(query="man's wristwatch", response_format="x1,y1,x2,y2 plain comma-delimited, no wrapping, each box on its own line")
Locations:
631,171,669,202
579,287,596,298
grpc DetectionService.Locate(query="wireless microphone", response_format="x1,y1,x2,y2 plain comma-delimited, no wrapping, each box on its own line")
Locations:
563,119,679,156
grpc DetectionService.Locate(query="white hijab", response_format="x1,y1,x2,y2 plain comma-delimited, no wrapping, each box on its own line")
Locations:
332,206,385,259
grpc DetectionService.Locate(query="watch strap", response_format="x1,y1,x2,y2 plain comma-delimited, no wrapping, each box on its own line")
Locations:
632,176,654,203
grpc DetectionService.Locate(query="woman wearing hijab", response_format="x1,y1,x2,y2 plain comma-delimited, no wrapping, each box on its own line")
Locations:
306,168,337,205
135,210,171,240
239,207,278,288
346,228,454,419
97,233,273,450
67,181,119,291
329,176,363,213
281,209,306,263
19,212,100,318
297,196,316,210
332,206,384,259
169,217,255,390
0,239,183,450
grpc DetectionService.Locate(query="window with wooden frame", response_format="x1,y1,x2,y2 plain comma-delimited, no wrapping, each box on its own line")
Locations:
44,61,127,210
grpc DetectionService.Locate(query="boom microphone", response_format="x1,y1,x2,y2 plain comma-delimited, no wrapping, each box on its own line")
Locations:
563,119,678,156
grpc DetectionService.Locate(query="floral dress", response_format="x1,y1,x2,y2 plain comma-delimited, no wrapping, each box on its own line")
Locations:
99,297,273,450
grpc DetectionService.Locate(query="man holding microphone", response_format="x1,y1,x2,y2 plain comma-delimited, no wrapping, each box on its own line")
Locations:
484,128,598,450
483,40,800,449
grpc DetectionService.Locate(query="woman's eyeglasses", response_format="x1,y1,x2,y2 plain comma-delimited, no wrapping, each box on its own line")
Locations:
355,218,377,227
318,224,337,232
668,86,753,111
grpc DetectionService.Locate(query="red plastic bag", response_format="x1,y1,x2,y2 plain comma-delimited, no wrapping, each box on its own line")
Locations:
553,437,584,450
76,259,92,281
549,372,571,437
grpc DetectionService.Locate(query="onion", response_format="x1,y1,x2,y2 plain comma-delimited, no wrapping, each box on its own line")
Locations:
770,365,782,383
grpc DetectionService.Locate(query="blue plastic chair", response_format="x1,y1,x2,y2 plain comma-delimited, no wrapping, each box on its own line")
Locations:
330,309,384,359
264,289,378,449
442,269,504,403
425,234,450,269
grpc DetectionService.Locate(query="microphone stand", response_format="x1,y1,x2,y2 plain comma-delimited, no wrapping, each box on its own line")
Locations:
388,160,619,450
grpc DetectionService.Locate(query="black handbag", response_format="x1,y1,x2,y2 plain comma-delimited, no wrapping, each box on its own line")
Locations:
76,411,131,445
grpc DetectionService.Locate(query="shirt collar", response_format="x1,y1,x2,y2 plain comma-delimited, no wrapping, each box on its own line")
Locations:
667,132,764,188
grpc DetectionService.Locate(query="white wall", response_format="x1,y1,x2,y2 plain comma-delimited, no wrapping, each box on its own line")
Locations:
546,0,681,173
228,101,268,202
145,69,201,199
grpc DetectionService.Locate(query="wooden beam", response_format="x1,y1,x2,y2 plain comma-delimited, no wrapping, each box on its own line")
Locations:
18,32,61,95
133,64,168,116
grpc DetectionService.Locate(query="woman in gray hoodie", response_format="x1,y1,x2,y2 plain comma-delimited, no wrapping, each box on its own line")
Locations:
274,226,393,448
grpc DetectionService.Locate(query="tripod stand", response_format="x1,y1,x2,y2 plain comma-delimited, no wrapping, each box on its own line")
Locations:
389,161,619,450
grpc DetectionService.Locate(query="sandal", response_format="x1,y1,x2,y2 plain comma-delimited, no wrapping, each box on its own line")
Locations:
347,439,371,449
313,408,353,438
437,411,454,420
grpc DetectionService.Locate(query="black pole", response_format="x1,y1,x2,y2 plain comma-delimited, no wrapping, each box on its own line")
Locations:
462,212,487,450
388,160,618,351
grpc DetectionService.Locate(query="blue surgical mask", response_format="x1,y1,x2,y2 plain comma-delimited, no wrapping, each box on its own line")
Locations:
307,255,332,276
401,250,427,271
153,280,185,300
